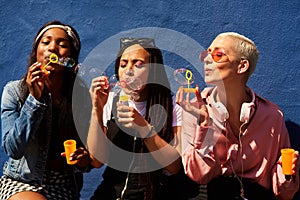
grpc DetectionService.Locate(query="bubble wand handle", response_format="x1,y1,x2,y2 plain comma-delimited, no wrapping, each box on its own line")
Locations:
40,53,58,76
185,69,196,93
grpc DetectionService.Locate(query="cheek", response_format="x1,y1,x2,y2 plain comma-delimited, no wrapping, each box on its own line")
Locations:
118,68,126,77
36,47,45,63
214,63,234,75
59,48,71,58
136,68,149,83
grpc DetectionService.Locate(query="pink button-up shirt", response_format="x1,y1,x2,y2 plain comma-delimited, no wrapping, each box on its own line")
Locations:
182,87,299,199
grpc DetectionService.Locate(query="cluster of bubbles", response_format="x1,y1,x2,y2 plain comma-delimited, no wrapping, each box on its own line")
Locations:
75,63,144,100
110,73,143,101
75,63,195,97
47,53,76,68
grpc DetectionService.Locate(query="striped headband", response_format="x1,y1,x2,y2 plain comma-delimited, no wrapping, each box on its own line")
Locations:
35,24,80,51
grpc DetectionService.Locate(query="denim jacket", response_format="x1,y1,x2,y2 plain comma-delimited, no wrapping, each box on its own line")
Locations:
1,80,53,184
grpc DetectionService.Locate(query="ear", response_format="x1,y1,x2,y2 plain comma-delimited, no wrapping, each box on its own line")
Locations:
237,59,249,74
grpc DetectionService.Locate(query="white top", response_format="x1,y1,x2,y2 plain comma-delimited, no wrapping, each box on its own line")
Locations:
103,90,182,128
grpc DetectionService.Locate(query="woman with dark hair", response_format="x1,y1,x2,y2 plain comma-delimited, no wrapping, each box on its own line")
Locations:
87,38,183,199
0,21,91,200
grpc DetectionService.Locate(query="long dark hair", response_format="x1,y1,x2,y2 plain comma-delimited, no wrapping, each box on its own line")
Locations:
114,40,174,143
19,20,81,103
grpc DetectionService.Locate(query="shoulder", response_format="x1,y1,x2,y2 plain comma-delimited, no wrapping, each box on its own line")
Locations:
1,80,23,110
4,80,22,90
3,80,22,96
255,93,285,119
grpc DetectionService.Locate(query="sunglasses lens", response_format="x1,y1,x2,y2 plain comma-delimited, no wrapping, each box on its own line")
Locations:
200,49,229,63
211,50,226,62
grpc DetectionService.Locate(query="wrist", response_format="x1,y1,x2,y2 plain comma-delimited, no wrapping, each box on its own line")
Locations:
143,125,156,142
146,125,155,138
91,109,103,123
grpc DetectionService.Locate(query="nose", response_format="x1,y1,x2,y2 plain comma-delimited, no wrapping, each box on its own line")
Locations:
124,62,134,76
200,53,213,64
204,54,213,63
48,41,58,53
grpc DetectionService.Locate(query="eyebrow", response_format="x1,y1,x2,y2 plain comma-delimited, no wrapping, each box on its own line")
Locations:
41,35,69,41
120,57,146,62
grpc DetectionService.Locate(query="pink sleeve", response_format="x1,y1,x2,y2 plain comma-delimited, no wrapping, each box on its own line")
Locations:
181,109,221,184
272,163,299,199
272,117,299,199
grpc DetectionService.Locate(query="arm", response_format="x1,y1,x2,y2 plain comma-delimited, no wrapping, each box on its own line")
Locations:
116,101,182,175
86,76,109,168
181,109,222,184
1,84,48,159
272,119,299,200
142,126,182,175
2,63,50,158
176,85,221,184
87,109,108,168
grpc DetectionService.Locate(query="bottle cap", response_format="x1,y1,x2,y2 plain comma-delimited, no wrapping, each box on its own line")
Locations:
119,95,129,102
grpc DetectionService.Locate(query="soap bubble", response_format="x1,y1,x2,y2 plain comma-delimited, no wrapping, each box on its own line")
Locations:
121,77,143,101
49,53,76,68
89,67,105,79
173,68,195,85
58,57,76,68
109,74,119,89
109,73,143,101
76,63,87,77
123,77,143,91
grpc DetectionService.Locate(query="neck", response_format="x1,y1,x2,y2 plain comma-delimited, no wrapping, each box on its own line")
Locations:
215,84,252,137
215,84,250,106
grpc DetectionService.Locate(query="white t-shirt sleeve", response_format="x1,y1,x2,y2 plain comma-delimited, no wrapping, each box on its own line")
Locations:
172,97,182,127
103,92,114,127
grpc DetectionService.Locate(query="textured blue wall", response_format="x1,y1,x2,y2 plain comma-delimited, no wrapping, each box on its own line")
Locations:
1,0,299,123
0,0,299,198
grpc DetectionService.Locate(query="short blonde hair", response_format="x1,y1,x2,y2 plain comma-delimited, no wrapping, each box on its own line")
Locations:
218,32,259,78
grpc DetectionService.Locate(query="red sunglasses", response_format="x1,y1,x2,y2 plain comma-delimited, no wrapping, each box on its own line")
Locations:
200,48,229,63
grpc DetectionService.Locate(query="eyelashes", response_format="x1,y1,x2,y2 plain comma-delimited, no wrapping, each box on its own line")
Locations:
120,60,144,68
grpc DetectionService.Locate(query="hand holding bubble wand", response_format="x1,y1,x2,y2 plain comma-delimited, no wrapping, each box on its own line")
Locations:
40,53,76,76
174,68,196,93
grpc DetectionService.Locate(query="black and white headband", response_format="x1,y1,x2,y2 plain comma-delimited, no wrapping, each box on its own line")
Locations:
35,24,80,51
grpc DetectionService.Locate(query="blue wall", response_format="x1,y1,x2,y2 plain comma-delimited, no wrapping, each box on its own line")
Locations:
0,0,299,199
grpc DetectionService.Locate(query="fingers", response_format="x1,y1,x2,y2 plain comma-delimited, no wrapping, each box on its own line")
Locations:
176,86,184,105
176,85,202,105
292,151,299,173
26,62,46,100
195,84,202,103
70,147,88,161
117,103,133,123
90,76,110,109
27,62,44,82
116,103,146,128
90,76,109,95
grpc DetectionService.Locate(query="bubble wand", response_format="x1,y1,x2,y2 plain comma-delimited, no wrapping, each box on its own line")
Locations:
40,53,58,76
40,53,76,76
184,69,196,93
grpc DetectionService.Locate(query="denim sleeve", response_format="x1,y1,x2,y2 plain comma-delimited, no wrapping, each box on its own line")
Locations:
1,83,48,159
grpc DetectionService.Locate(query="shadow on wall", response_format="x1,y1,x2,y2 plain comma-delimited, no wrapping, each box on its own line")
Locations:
285,120,300,200
286,120,300,151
